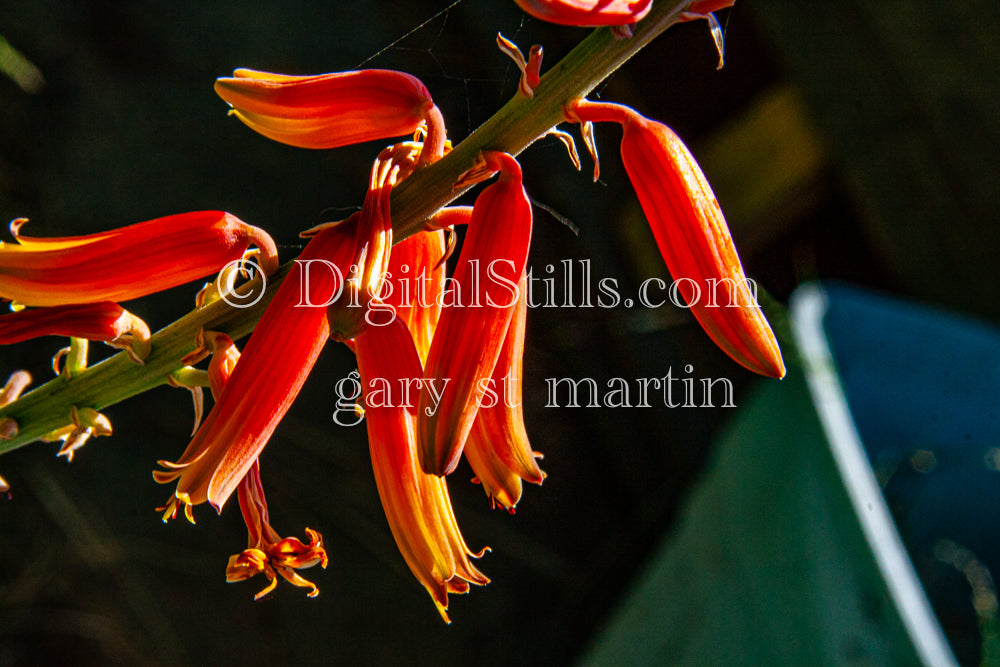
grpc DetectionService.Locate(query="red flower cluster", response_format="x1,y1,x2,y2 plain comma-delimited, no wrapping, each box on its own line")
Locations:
0,0,779,621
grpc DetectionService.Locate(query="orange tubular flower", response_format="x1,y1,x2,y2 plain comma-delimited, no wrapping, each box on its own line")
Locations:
463,275,545,511
569,100,785,378
418,152,533,477
171,331,329,597
513,0,652,26
355,316,488,623
154,219,359,519
0,212,278,308
215,68,447,159
0,302,151,362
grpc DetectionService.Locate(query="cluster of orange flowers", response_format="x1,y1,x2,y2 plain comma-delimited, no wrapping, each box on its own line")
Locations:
0,0,780,621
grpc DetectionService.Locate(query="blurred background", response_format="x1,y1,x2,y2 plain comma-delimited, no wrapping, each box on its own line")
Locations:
0,1,997,664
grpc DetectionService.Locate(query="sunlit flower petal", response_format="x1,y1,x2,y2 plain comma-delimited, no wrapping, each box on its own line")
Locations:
321,143,419,341
569,100,785,378
513,0,652,27
418,152,533,476
0,212,278,307
355,317,488,623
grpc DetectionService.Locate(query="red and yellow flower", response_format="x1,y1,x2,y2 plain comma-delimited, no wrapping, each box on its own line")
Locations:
154,219,358,519
215,68,447,161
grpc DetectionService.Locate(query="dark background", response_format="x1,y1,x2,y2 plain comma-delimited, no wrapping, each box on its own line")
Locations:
0,1,997,664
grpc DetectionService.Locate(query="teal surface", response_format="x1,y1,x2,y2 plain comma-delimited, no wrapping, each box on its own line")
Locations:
581,283,967,665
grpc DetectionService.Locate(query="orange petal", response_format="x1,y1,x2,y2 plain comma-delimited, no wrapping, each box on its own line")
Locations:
355,317,488,623
215,68,436,150
0,211,277,307
418,152,533,476
513,0,652,26
570,100,785,378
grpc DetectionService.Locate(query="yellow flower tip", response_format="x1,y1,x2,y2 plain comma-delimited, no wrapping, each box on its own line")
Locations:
8,217,29,239
0,473,9,495
155,493,197,524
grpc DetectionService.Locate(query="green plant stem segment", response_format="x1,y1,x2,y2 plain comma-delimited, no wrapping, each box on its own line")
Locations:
0,1,694,454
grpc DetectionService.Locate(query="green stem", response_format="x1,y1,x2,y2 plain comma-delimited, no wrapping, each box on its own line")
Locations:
0,0,693,454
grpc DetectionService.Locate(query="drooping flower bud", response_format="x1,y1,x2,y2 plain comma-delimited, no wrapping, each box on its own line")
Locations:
418,152,533,476
154,219,358,517
463,275,545,511
569,99,785,378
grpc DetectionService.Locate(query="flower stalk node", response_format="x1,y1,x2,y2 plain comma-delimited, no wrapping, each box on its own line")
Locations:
42,405,112,462
0,371,31,407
